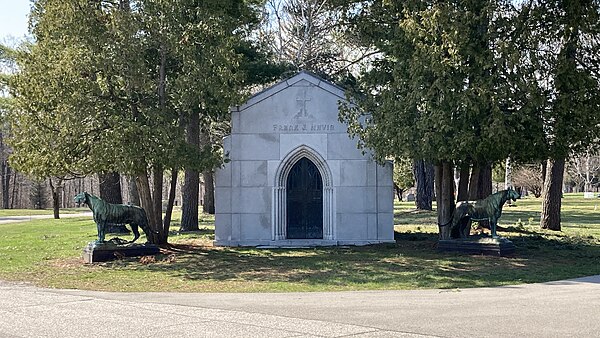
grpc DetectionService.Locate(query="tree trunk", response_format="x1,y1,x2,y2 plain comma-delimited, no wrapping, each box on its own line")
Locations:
127,176,140,206
11,173,17,208
478,163,492,198
541,161,547,186
48,178,61,219
162,169,178,243
180,105,201,231
202,170,215,214
457,164,470,202
99,172,123,204
413,159,434,210
52,191,60,219
135,172,160,243
467,163,493,229
504,157,513,206
148,41,167,242
0,131,8,209
436,162,455,239
99,172,128,233
540,158,565,231
1,161,11,209
393,183,403,201
505,157,512,189
152,166,164,238
468,165,480,200
468,163,492,200
180,169,200,231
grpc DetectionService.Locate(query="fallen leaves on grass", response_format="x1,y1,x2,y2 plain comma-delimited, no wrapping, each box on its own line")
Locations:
139,256,156,264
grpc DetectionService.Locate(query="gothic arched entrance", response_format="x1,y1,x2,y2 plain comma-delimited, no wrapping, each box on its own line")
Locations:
286,157,323,239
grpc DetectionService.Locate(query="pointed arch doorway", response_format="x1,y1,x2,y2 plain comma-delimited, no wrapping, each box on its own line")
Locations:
272,145,335,242
286,157,323,239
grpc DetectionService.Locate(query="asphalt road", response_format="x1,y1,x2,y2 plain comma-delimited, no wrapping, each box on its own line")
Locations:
0,275,599,338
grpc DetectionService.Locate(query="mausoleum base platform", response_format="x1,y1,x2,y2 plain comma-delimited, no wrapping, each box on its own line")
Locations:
437,236,515,256
82,241,160,263
214,239,396,248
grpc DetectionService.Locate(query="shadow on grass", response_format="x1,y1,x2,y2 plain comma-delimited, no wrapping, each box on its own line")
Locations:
171,228,214,237
499,226,543,236
99,229,600,290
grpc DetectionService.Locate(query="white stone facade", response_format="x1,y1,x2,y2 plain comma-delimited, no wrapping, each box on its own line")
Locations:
214,72,394,247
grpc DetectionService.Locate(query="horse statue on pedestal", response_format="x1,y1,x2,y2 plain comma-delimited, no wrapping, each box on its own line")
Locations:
450,188,520,238
74,192,152,243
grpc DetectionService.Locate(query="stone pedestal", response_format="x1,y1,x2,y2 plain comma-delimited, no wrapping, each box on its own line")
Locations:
438,236,516,256
82,241,160,263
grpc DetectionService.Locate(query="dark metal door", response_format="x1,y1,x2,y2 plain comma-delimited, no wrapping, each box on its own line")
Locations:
286,158,323,239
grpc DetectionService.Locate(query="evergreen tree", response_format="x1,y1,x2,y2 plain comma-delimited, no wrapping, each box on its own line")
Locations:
515,0,600,231
341,0,539,238
9,0,260,243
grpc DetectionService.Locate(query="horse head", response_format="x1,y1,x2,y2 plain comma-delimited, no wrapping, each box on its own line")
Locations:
507,188,520,202
73,192,88,206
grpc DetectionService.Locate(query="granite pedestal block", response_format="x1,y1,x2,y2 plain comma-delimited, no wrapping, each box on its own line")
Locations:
438,236,516,256
82,241,160,263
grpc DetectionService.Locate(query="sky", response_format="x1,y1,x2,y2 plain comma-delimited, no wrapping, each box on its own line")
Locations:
0,0,31,45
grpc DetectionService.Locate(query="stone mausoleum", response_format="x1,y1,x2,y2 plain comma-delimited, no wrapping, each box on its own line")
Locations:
214,71,394,246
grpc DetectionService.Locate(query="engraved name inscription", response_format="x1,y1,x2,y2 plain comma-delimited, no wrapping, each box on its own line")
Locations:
273,123,335,132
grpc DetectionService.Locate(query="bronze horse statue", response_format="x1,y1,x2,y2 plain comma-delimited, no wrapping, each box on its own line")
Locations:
74,192,152,243
450,189,520,238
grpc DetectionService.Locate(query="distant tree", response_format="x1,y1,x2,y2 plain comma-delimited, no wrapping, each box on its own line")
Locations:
567,149,600,192
393,157,414,202
29,180,48,210
259,0,374,80
512,164,544,198
262,0,338,74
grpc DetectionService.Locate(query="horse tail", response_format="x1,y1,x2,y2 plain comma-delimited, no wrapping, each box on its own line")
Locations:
438,203,465,229
439,219,452,228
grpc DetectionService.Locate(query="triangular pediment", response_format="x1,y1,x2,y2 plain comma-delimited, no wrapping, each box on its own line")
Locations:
234,71,346,112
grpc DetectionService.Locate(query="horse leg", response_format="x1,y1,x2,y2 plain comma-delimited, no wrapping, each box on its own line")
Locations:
130,224,140,243
490,218,498,238
462,219,472,238
97,221,107,243
95,221,103,243
141,225,153,244
450,217,461,238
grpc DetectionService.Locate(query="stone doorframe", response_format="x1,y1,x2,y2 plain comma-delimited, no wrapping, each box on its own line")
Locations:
272,145,335,241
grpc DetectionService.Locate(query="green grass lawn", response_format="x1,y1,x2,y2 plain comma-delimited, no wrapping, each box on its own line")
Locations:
0,208,88,217
0,193,599,292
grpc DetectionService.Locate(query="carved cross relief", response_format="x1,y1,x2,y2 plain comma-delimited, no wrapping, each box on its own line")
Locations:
294,89,314,119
